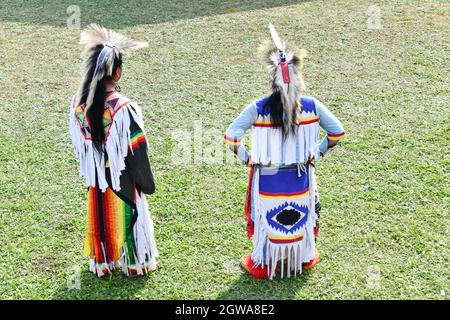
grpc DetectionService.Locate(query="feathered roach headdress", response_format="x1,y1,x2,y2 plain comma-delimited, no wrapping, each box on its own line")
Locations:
259,23,307,133
75,24,148,110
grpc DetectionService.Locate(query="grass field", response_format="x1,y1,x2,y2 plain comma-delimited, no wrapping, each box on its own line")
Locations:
0,0,448,300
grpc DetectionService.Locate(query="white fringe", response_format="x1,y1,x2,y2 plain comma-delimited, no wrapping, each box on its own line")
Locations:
266,241,305,279
69,100,143,192
250,166,317,280
251,125,259,164
250,168,266,266
117,192,158,277
250,118,319,166
103,106,131,191
259,116,269,165
283,131,297,165
269,128,282,164
305,127,311,162
88,260,120,277
131,191,159,273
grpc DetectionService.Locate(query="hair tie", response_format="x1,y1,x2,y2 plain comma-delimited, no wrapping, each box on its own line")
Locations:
93,44,114,76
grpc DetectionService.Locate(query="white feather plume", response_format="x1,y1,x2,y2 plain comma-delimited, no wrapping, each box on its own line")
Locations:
80,24,148,54
76,24,148,111
269,23,285,52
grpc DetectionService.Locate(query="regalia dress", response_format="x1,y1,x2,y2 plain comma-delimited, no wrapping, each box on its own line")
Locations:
69,90,158,276
225,96,346,279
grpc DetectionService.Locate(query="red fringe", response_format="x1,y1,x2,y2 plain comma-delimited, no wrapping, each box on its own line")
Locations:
244,165,255,239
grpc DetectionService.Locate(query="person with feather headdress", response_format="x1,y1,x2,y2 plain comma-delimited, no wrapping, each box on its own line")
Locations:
224,24,347,280
69,24,158,277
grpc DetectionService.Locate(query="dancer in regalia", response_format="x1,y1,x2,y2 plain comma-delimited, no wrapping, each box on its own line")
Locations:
224,24,346,279
69,24,158,277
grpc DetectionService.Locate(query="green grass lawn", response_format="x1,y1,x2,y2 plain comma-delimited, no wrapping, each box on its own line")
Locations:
0,0,448,299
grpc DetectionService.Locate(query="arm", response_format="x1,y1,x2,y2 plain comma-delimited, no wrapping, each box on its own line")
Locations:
315,98,347,159
224,102,258,165
126,110,155,194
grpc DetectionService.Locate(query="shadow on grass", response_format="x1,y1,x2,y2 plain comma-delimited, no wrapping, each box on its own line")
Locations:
53,269,153,300
0,0,307,28
217,269,312,300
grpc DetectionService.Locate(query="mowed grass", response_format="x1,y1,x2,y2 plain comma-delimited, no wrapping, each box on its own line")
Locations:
0,0,448,299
